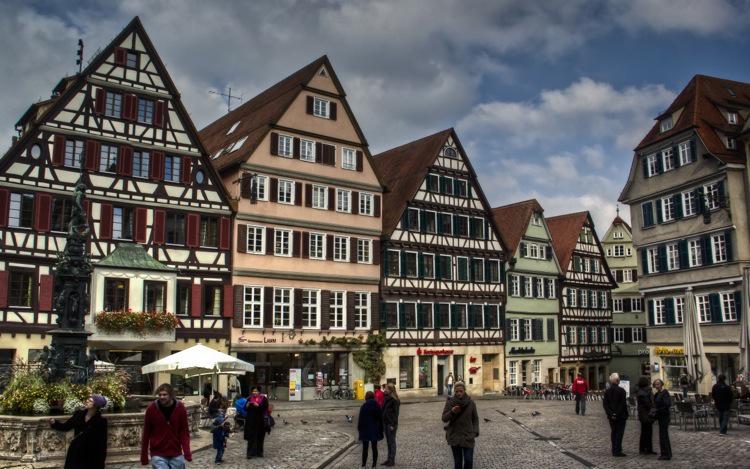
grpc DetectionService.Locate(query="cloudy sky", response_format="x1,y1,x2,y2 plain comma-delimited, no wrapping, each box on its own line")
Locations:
2,0,750,232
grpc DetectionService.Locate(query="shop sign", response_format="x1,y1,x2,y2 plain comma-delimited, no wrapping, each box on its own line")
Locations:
654,346,684,356
509,347,535,355
416,347,453,356
637,349,650,356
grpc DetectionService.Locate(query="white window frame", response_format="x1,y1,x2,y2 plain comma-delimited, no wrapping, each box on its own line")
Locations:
312,184,328,210
333,236,350,262
357,239,372,264
666,243,680,270
278,179,294,204
523,319,532,342
509,361,518,386
711,233,727,263
682,191,697,217
274,229,292,257
64,140,84,168
632,327,643,343
536,277,545,299
678,141,691,165
613,298,623,312
613,327,624,343
581,289,588,308
662,148,675,172
647,247,659,274
8,193,32,229
662,196,675,222
654,299,665,325
423,210,437,234
342,148,357,171
387,249,401,277
674,297,684,324
336,188,352,213
546,278,556,299
354,292,370,329
688,238,703,267
242,285,263,328
313,97,330,118
309,232,325,260
721,292,737,321
423,253,436,279
727,112,738,125
246,225,265,254
277,134,293,157
300,139,315,162
255,175,269,201
623,269,633,283
705,183,721,210
646,154,658,177
697,295,711,323
273,287,293,328
660,116,673,133
330,291,346,329
511,275,520,297
302,289,321,329
727,137,737,150
510,319,520,341
569,288,577,307
528,243,539,259
524,277,532,298
359,192,374,216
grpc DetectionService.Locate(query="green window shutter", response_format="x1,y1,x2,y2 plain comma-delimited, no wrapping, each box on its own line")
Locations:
734,291,742,322
400,251,407,277
678,240,688,269
709,293,722,323
657,245,667,272
703,236,713,265
467,305,474,329
718,180,726,207
419,210,426,233
520,242,527,257
453,214,460,236
416,303,423,329
665,298,675,325
657,153,664,173
451,304,458,330
655,199,663,223
725,230,733,261
642,202,654,227
648,300,655,326
642,157,649,178
439,176,446,194
434,304,441,329
380,303,387,329
697,188,706,214
426,174,434,191
674,194,683,218
398,303,406,330
468,258,474,282
418,253,425,278
690,139,697,162
672,145,680,167
435,255,442,280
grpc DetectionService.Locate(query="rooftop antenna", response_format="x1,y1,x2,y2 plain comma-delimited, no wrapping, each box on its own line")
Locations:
209,87,244,113
76,39,84,73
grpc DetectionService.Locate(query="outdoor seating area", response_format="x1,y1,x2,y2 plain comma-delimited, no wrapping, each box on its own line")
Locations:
665,392,750,432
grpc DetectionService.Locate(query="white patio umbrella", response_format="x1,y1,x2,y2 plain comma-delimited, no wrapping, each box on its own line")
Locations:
740,267,750,381
683,287,708,386
141,343,254,378
94,360,116,371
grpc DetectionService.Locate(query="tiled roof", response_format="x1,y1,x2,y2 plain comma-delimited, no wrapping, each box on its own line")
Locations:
546,211,590,274
636,74,750,165
490,199,543,254
97,243,175,271
372,129,453,234
610,215,631,232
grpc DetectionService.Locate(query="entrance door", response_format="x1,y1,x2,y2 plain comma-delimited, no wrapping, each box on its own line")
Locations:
482,354,496,392
437,362,446,396
548,368,555,385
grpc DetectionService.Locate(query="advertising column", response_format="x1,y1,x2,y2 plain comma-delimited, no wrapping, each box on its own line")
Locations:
289,368,302,401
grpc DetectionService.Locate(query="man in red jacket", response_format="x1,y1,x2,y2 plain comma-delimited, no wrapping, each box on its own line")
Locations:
141,383,192,468
572,372,589,416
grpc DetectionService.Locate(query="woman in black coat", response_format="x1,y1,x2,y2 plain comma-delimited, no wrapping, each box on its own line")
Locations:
382,384,400,466
243,386,269,459
635,377,656,455
358,391,384,468
49,394,108,469
653,379,672,460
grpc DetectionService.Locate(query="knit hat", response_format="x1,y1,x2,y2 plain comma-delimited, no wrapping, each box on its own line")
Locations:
91,394,107,409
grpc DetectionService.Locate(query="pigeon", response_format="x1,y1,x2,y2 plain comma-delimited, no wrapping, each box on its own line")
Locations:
277,413,281,418
511,408,516,413
483,418,491,423
326,419,333,424
531,411,541,417
345,415,353,423
301,420,309,424
283,419,289,425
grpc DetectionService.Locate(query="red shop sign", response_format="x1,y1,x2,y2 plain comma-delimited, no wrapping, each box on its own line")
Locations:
416,347,454,356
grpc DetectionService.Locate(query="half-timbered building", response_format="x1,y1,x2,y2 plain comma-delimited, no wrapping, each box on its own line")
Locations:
547,212,615,390
200,56,383,399
373,129,506,398
0,18,233,393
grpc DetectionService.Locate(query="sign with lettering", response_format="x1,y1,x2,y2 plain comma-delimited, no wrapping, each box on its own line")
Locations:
655,346,684,356
416,348,453,356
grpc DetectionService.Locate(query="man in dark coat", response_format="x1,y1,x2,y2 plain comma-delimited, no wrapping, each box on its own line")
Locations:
441,382,479,469
712,374,734,435
602,372,628,457
358,391,384,467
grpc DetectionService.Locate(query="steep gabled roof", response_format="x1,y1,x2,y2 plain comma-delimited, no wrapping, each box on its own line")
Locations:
546,211,590,274
610,215,631,233
490,199,543,254
97,243,175,271
635,74,750,165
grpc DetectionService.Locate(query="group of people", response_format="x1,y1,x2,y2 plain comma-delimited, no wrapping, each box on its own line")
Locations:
210,385,274,462
357,383,401,467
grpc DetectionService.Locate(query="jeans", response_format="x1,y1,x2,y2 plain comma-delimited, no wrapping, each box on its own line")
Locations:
362,440,378,467
718,409,730,434
151,455,185,469
609,418,626,455
447,384,453,396
215,446,224,462
639,420,654,453
575,395,586,415
385,425,397,462
658,415,671,458
450,445,474,469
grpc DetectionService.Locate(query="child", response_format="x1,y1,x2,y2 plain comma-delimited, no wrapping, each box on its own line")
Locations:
212,409,230,464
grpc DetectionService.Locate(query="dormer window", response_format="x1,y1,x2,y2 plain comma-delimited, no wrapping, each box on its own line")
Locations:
227,121,241,135
531,212,543,226
318,68,328,77
659,116,673,133
727,137,737,150
727,112,738,125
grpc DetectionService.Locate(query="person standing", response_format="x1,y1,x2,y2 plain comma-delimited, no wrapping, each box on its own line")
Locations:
653,379,672,460
358,390,384,468
445,372,454,397
374,382,385,408
602,373,628,457
712,374,734,435
679,373,690,400
635,377,656,455
49,394,108,469
441,382,479,469
572,372,588,416
243,386,269,459
140,383,192,468
382,384,400,466
211,409,229,464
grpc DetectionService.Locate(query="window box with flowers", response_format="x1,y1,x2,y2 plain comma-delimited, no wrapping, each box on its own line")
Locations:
90,310,178,344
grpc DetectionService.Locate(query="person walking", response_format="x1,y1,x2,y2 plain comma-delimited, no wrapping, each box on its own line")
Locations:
653,378,672,460
572,372,588,415
602,373,628,457
211,409,230,464
243,386,269,459
49,394,108,469
635,377,656,455
374,382,385,408
358,390,384,468
442,382,479,469
140,383,192,468
712,374,734,435
382,383,400,466
445,372,454,397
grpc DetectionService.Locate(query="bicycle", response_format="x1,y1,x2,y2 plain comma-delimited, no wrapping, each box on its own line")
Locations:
268,381,278,400
322,380,335,400
334,382,353,400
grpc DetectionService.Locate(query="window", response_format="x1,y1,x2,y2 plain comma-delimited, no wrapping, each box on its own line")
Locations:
632,297,642,312
113,206,133,240
584,258,590,272
103,278,128,311
613,327,624,343
200,216,219,247
679,141,691,165
581,289,588,307
440,212,453,235
203,284,222,316
273,288,292,328
646,154,658,177
662,148,675,171
647,247,659,274
711,233,727,263
333,236,349,261
660,116,673,133
246,225,264,254
697,295,711,323
406,208,420,231
417,355,433,388
547,279,556,299
355,292,369,328
243,286,263,327
508,361,518,386
278,135,293,157
404,251,418,277
164,156,181,183
469,258,483,282
387,250,400,276
590,327,598,344
536,277,544,298
64,140,84,168
277,179,293,204
143,281,166,312
568,288,577,307
399,356,414,389
727,112,738,125
336,189,351,213
613,298,623,312
427,174,439,192
455,304,468,329
523,319,532,341
359,193,374,216
727,138,737,150
488,260,500,283
99,145,118,172
532,360,541,384
674,297,684,324
455,179,468,197
443,176,454,195
357,239,372,263
126,51,138,68
176,282,190,316
105,91,122,118
531,212,543,226
623,269,633,282
51,198,73,232
275,229,291,256
682,191,697,217
423,253,435,278
132,151,150,178
302,289,320,328
591,290,598,308
632,327,643,343
529,243,539,259
137,99,154,124
312,185,328,209
254,175,268,201
165,212,186,245
614,245,624,256
654,299,665,325
309,233,325,259
342,148,356,170
300,139,315,162
511,275,520,297
688,238,702,267
721,292,737,321
8,193,33,229
524,277,532,298
666,243,680,270
439,255,452,280
705,183,721,210
313,97,329,118
330,291,345,329
422,211,437,233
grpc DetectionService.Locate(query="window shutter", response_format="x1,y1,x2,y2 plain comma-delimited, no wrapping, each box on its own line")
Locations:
655,199,663,223
37,274,54,312
151,209,165,245
269,178,278,202
648,300,655,326
240,173,252,199
547,318,555,341
85,140,100,171
0,189,8,227
351,191,359,215
292,231,301,257
640,249,648,275
304,184,312,208
315,142,323,163
301,232,309,258
190,284,202,317
122,93,133,121
673,194,683,218
233,285,244,328
453,214,460,237
373,195,381,217
114,47,126,65
665,299,675,325
641,202,653,227
266,228,275,255
657,153,664,173
709,293,722,323
615,269,622,283
657,245,667,273
306,96,314,115
150,151,164,181
350,237,358,263
264,287,273,327
632,268,638,281
186,213,200,248
134,207,147,243
372,240,380,265
222,284,234,319
153,100,166,127
346,292,356,330
672,145,680,166
734,291,742,322
320,290,331,330
219,217,231,250
119,146,133,176
520,243,527,257
328,187,335,210
94,88,105,115
236,224,247,253
690,139,697,162
52,135,65,166
326,234,333,260
180,157,192,184
330,102,337,120
294,182,302,206
370,294,379,331
293,138,300,159
400,251,407,277
324,145,336,165
293,289,303,329
623,298,632,313
725,230,733,261
99,203,113,240
624,327,632,343
702,236,713,265
641,157,649,178
0,271,8,308
33,193,52,233
356,151,363,172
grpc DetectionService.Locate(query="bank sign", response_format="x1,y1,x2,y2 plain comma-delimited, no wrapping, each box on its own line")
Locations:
416,348,454,356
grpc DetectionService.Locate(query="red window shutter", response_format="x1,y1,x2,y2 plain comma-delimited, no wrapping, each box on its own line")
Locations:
0,189,8,227
135,207,147,243
150,152,164,181
269,178,278,202
350,237,358,263
305,184,312,208
306,96,314,114
85,140,100,171
0,271,8,308
94,88,105,115
219,216,230,250
99,203,113,240
270,132,279,156
222,284,234,318
351,191,359,215
190,284,202,317
122,94,133,121
328,187,335,210
315,142,323,163
114,47,126,66
152,209,165,245
266,228,274,255
118,146,133,176
373,240,381,265
154,100,166,127
38,274,54,312
52,135,65,166
180,157,192,184
34,193,52,233
186,213,200,247
356,151,363,172
294,182,302,206
374,195,381,217
293,138,300,159
330,102,337,120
